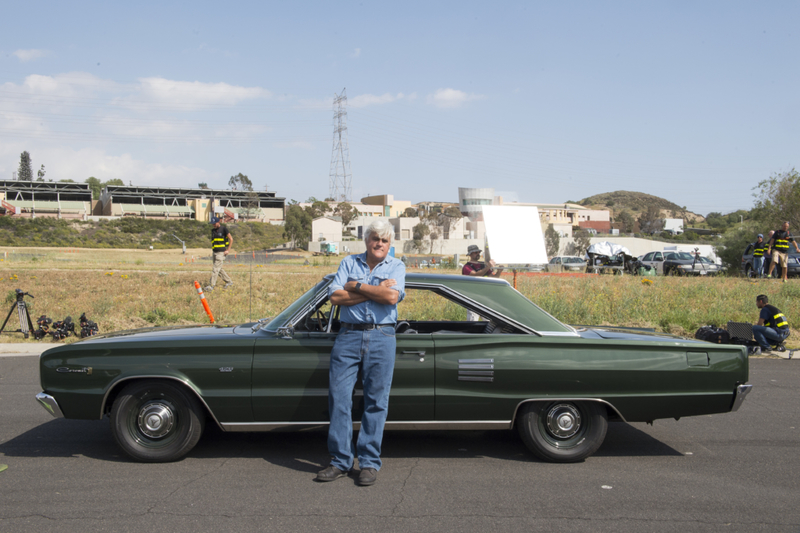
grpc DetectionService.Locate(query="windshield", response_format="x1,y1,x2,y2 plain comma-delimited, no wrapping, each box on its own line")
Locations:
563,257,585,264
263,278,331,332
666,252,694,261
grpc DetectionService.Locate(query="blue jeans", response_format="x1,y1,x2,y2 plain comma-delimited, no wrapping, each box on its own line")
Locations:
328,324,396,471
753,325,788,349
753,256,764,277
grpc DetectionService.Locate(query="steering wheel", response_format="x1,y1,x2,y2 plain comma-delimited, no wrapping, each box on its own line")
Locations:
395,321,411,334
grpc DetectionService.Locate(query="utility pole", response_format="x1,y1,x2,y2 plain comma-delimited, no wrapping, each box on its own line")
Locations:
329,88,352,202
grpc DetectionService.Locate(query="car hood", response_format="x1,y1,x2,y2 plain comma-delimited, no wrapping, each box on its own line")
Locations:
42,324,246,353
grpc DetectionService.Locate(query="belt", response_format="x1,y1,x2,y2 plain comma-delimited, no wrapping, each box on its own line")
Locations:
342,322,394,330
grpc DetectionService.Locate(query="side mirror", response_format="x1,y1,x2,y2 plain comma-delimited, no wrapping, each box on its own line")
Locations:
277,326,295,340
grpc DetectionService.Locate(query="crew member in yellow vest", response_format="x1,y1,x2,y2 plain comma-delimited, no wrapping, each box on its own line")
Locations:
205,216,233,292
753,294,790,354
766,221,800,282
751,234,768,277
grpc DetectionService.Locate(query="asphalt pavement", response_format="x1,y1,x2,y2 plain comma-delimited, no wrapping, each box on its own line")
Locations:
1,354,799,532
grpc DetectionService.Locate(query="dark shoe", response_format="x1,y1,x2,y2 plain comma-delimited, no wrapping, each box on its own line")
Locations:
761,347,772,355
358,468,377,486
316,465,348,482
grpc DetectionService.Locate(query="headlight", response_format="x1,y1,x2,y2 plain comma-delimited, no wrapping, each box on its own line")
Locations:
679,264,693,270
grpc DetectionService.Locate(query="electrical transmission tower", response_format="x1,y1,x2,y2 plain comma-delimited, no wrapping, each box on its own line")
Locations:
329,88,352,202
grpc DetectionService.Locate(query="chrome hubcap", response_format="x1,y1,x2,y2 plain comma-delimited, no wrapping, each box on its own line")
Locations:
546,404,581,439
137,402,174,438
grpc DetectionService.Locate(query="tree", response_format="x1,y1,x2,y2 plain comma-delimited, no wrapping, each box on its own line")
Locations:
333,202,358,227
617,211,635,233
84,177,125,200
638,206,664,234
545,224,560,258
36,164,46,181
403,207,418,218
283,204,312,249
573,229,592,256
228,173,253,191
412,222,430,253
304,200,330,219
17,151,32,181
198,182,209,189
753,169,800,230
85,177,102,199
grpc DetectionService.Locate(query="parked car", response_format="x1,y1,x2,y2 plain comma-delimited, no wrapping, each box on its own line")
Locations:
741,244,800,278
641,251,721,276
547,256,587,272
36,274,751,464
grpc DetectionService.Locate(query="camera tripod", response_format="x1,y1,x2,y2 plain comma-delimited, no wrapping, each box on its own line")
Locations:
0,289,35,339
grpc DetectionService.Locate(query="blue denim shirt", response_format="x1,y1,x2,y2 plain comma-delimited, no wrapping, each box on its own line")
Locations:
329,253,406,325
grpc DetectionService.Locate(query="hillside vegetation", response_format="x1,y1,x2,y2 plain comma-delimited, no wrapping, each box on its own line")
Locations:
576,190,705,223
0,217,286,251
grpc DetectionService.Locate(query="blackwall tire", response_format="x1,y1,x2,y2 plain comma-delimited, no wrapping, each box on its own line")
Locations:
110,380,205,463
516,401,608,463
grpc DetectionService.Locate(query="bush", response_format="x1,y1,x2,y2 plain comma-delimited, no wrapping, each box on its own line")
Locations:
714,224,761,275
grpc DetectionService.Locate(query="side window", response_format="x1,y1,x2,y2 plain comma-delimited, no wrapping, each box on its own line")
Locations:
400,288,467,321
654,252,662,261
643,252,653,261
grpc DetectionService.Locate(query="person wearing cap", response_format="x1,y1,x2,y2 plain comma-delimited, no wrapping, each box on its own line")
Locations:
751,234,768,278
462,244,503,321
205,216,233,292
462,244,503,278
316,219,405,487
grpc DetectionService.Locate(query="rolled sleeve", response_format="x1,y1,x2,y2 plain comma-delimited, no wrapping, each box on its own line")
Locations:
329,257,353,297
388,260,406,303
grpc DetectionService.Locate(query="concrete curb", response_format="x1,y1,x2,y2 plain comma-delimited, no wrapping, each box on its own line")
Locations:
0,344,48,355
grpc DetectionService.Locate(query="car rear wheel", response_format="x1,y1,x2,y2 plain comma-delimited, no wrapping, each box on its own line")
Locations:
516,401,608,463
745,265,755,278
110,380,205,463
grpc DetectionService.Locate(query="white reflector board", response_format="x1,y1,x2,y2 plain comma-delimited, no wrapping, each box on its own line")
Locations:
481,206,548,265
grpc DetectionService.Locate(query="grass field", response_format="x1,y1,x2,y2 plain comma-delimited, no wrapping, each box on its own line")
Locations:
1,246,797,348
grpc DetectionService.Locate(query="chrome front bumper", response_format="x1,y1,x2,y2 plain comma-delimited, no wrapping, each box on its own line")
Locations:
36,392,64,418
731,384,753,412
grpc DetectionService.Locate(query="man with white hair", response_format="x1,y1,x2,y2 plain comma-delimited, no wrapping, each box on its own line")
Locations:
316,219,405,486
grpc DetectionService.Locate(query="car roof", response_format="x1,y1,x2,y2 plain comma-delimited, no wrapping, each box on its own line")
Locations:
324,272,572,334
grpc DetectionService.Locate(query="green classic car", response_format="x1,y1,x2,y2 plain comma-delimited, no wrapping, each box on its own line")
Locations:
36,274,752,463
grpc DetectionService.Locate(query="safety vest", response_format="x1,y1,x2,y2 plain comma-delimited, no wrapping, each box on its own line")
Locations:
753,243,767,257
764,304,789,330
773,231,791,252
211,227,230,252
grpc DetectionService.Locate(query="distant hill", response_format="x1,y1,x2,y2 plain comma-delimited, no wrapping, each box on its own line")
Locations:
574,191,705,223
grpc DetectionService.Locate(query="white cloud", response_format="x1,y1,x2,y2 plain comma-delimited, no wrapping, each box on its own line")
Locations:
12,49,48,62
1,72,119,98
349,92,406,108
351,48,361,58
426,88,484,108
131,78,271,110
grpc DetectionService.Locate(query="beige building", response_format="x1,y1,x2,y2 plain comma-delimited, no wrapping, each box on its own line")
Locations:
311,216,344,243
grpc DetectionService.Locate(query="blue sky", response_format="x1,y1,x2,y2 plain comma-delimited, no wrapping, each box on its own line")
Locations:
1,1,797,215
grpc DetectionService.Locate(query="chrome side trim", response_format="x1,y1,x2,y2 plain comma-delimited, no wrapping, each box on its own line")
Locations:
220,420,512,432
100,375,223,430
36,392,64,418
731,384,753,412
511,398,627,425
458,375,494,382
459,358,494,364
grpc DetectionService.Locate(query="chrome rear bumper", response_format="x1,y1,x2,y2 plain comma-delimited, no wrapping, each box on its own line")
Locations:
36,392,64,418
731,384,753,412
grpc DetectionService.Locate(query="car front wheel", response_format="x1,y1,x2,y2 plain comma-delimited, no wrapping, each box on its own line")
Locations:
110,380,205,463
516,401,608,462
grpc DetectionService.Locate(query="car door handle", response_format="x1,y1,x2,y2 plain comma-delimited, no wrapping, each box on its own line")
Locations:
401,350,425,362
